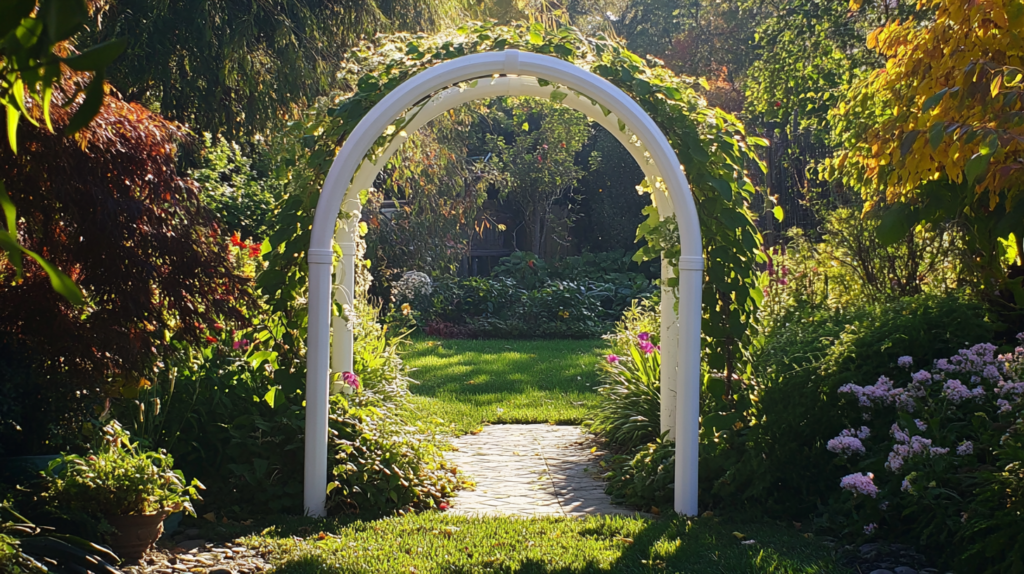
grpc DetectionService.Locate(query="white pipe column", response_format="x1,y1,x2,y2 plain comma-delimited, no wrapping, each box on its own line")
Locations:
304,249,334,517
331,225,357,394
674,258,704,516
659,257,679,442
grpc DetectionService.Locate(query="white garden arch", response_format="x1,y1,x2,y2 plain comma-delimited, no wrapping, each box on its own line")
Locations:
305,50,703,518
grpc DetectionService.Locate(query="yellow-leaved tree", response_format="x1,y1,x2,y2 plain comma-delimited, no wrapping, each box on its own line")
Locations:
827,0,1024,312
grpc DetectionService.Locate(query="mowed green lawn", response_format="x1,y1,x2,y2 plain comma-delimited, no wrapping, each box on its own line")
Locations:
227,336,849,574
400,337,606,435
246,512,849,574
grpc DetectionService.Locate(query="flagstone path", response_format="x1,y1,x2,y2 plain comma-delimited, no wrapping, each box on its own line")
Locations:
445,424,643,518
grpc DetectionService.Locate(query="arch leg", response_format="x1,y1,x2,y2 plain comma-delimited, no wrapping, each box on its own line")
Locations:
304,254,333,518
674,266,702,516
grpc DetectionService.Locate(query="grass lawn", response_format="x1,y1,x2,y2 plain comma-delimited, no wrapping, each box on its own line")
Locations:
242,512,849,573
401,337,606,435
214,336,849,573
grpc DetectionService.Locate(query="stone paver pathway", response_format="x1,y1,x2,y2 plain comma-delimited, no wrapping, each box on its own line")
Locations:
446,424,641,517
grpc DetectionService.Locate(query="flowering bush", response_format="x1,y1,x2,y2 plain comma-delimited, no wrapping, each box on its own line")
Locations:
588,332,661,450
828,336,1024,571
712,293,994,516
391,271,433,306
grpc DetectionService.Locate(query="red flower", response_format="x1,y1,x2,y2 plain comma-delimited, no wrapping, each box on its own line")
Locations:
439,502,449,510
213,323,224,330
527,260,535,268
205,336,218,343
248,243,262,258
774,101,782,108
230,232,245,248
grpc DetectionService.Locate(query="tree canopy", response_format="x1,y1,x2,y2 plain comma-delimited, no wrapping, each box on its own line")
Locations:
86,0,463,139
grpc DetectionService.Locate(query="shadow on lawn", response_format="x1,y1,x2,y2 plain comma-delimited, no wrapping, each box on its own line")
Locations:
265,513,849,574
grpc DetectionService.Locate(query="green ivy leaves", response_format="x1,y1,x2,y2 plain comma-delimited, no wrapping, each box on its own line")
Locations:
261,22,767,395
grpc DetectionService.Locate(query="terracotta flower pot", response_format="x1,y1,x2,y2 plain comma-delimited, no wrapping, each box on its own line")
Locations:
105,512,167,562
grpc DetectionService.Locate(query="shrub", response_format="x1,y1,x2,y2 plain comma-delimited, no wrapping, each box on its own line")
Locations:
401,276,633,339
601,434,674,512
825,337,1024,572
715,293,996,516
326,395,460,515
191,134,284,241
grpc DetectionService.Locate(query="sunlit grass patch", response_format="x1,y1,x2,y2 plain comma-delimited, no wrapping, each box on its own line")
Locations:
243,512,849,573
402,337,606,435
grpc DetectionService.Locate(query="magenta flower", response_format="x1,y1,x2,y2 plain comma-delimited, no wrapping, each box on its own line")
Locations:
606,354,620,364
342,371,360,389
639,341,656,354
637,332,650,342
233,339,250,350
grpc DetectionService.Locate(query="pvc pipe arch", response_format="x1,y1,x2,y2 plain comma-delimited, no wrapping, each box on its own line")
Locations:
306,50,703,518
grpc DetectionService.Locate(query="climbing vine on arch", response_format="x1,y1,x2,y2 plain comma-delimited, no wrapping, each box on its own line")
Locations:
257,22,769,425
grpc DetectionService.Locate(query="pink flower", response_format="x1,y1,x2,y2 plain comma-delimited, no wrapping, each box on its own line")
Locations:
637,332,651,342
827,435,866,457
911,370,932,384
606,354,620,364
342,371,360,389
840,473,878,498
639,341,656,354
233,339,250,350
898,356,913,368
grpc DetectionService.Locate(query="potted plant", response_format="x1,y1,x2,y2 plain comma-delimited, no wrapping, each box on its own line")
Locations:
42,421,203,562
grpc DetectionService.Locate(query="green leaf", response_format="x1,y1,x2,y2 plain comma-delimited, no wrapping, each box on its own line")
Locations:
62,38,127,72
521,122,529,132
921,88,948,113
264,387,278,408
876,205,912,247
0,180,16,234
928,121,945,151
965,152,993,185
528,23,544,45
65,76,106,136
698,78,710,90
42,0,88,42
710,178,733,201
772,206,784,222
549,89,568,104
6,104,20,153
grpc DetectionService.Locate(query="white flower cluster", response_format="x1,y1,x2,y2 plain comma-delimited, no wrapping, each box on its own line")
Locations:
392,270,432,303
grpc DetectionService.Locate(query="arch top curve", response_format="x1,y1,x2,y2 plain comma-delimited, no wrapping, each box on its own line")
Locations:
311,49,703,263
